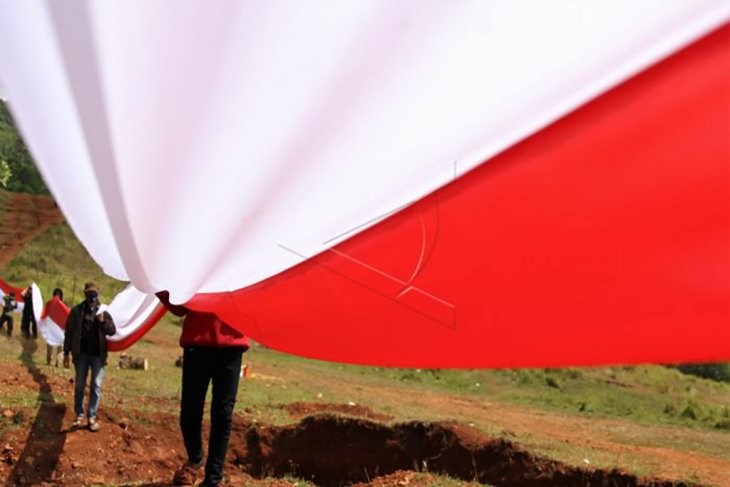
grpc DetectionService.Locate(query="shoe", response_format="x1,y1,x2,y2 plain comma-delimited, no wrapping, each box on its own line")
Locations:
197,481,226,487
173,461,202,485
88,417,100,432
71,415,84,428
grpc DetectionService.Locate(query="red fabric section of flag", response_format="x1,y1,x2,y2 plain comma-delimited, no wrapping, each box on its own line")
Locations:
0,278,26,303
42,296,70,326
189,26,730,367
106,304,168,352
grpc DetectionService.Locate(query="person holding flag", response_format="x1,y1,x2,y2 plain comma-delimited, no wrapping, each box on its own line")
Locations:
63,282,116,432
45,288,65,366
156,291,249,487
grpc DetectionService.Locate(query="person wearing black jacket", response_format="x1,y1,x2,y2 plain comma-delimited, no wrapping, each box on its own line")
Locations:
0,293,16,337
63,282,116,432
20,287,37,339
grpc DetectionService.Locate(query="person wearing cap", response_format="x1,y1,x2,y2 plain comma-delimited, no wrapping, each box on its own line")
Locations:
63,282,116,432
156,291,249,487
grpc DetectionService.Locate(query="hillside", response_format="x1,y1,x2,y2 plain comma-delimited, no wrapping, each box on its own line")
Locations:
0,192,63,270
0,191,124,304
2,225,126,305
0,194,729,486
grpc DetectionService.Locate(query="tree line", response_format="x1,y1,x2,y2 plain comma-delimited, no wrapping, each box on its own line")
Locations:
0,100,48,194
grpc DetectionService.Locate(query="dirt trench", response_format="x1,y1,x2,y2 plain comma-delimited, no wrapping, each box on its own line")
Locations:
231,414,685,487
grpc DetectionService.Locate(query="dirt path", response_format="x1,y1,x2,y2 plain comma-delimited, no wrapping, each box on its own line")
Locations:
0,193,63,267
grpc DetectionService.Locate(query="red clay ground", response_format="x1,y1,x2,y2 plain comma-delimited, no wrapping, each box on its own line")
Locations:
0,347,702,487
0,193,63,268
278,402,394,422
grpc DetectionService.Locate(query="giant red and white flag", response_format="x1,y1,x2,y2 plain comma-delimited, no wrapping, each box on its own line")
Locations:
39,285,167,350
0,1,728,366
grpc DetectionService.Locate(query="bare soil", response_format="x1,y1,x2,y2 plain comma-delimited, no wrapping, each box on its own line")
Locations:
269,362,730,486
278,402,394,422
0,193,63,267
234,414,684,486
0,354,701,487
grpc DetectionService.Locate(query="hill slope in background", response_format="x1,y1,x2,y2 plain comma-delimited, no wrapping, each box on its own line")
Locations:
0,189,124,303
0,192,62,270
0,191,729,485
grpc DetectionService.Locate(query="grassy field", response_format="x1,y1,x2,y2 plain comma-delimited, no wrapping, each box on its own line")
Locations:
2,223,126,304
1,201,729,485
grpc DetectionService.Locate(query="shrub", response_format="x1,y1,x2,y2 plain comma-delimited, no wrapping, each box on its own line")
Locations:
680,403,699,420
675,363,730,383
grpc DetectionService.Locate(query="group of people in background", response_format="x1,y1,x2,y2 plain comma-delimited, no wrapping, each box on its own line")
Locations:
0,286,39,339
1,283,117,433
1,286,66,366
1,280,247,486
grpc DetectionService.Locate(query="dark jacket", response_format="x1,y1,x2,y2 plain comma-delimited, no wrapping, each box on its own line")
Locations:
21,292,34,322
2,295,16,316
63,302,116,365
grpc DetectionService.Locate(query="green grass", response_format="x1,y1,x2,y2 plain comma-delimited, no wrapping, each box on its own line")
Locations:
225,343,730,432
1,222,127,304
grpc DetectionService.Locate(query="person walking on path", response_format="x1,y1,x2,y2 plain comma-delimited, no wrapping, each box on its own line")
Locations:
63,282,116,432
157,291,249,487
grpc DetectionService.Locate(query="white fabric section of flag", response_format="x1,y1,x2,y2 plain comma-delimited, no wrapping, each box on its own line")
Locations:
99,284,161,342
30,283,43,324
34,284,65,347
37,283,64,347
39,315,65,347
0,1,727,303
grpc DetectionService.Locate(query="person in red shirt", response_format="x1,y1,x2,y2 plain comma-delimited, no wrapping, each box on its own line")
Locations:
46,287,65,366
156,291,249,487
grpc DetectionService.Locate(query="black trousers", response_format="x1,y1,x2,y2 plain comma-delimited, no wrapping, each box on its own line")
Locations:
21,314,36,338
181,346,243,486
0,315,12,336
